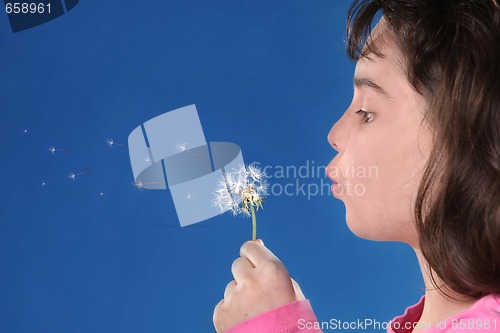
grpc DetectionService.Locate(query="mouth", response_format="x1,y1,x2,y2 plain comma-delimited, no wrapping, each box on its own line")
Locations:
326,166,341,196
330,179,341,196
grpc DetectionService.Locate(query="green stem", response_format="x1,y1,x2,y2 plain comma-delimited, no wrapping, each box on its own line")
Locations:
250,204,257,241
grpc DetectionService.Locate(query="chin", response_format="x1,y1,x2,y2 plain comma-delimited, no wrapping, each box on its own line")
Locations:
345,212,376,240
346,214,419,247
346,220,383,240
344,211,404,242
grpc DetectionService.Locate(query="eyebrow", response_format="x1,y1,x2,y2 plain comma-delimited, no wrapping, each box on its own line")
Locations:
354,76,392,99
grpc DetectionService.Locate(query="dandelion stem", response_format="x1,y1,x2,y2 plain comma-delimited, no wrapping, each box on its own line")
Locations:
250,204,257,241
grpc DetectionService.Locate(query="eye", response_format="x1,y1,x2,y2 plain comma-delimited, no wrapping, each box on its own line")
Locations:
355,109,374,124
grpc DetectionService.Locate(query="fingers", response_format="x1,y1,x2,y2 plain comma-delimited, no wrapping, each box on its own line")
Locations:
240,239,279,267
224,280,237,300
213,299,225,333
231,256,254,282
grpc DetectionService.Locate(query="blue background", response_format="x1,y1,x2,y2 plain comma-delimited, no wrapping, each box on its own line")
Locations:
0,1,424,332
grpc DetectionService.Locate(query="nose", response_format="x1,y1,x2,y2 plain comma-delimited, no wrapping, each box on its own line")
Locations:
328,132,340,152
327,110,349,153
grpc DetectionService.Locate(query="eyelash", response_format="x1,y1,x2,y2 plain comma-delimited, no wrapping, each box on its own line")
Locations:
355,109,374,124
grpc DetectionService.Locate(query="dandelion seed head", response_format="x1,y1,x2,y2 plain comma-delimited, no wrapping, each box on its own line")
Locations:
213,164,268,217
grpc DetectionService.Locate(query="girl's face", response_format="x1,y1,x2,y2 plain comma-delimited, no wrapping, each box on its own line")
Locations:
327,29,432,247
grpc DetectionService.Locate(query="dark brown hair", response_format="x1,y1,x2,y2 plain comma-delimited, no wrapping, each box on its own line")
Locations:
346,0,500,299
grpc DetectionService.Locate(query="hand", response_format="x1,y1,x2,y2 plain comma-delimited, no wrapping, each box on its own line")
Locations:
213,239,305,333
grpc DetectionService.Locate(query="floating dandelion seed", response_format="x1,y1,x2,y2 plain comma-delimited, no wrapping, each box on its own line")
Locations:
176,142,200,157
48,146,68,154
68,171,87,181
132,180,162,190
176,143,188,151
23,129,28,134
107,139,126,148
213,164,268,241
132,180,144,189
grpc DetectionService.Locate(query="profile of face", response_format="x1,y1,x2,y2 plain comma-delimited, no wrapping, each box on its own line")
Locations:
327,21,433,247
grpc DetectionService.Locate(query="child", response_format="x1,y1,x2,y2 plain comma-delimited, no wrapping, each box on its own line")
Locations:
213,0,500,332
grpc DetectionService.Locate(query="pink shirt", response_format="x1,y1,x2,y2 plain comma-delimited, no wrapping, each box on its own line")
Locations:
225,294,500,333
388,294,500,333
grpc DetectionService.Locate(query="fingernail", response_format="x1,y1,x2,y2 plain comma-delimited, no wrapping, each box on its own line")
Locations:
256,239,264,245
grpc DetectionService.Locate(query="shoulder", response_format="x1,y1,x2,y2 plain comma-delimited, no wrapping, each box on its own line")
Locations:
454,293,500,320
418,294,500,333
443,293,500,332
389,294,500,333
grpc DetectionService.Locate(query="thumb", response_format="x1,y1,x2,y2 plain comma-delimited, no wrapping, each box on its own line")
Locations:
291,278,306,300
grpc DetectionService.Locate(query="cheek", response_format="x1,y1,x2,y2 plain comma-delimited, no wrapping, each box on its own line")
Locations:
334,129,426,244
